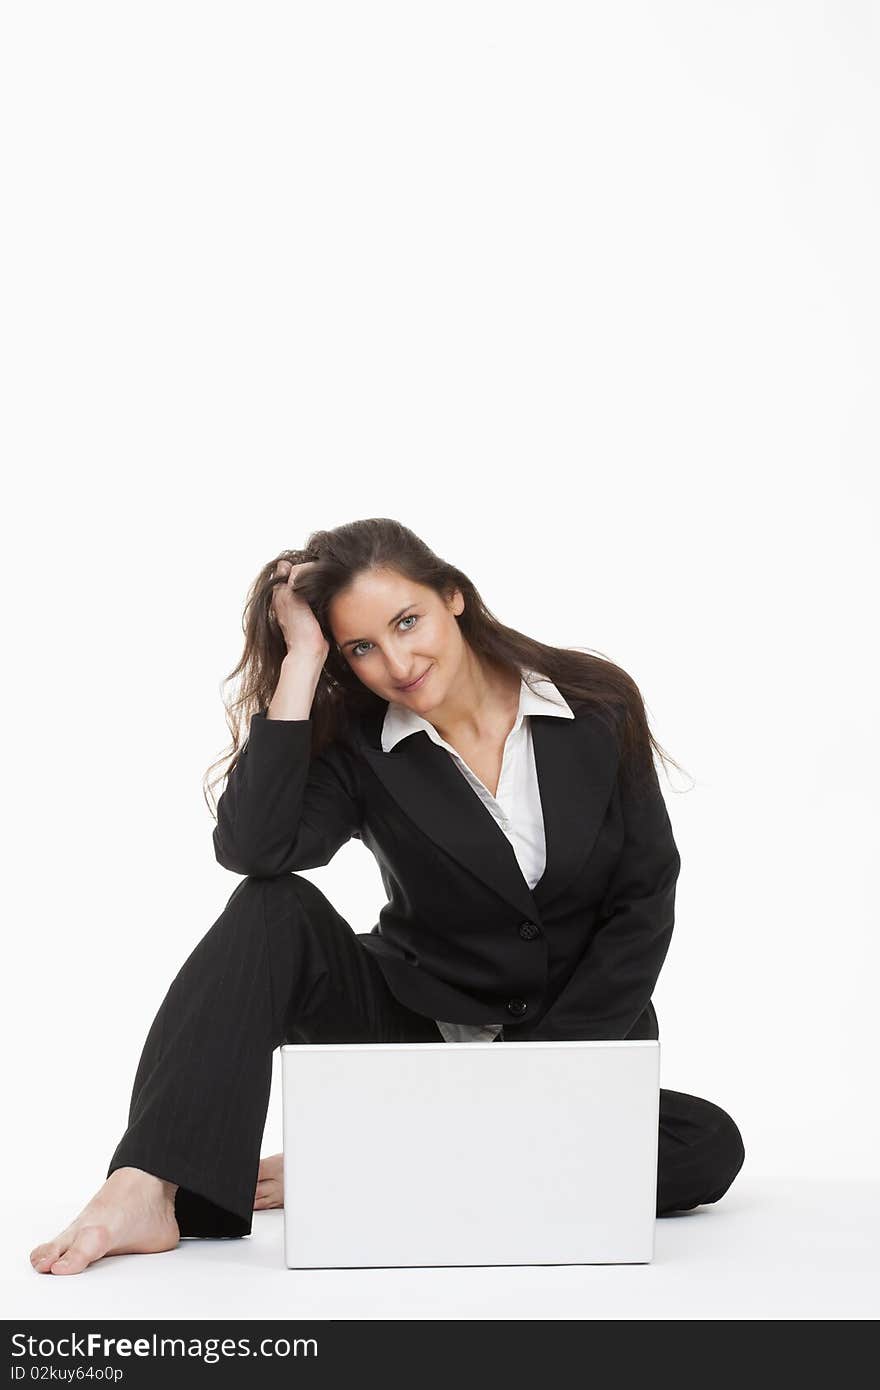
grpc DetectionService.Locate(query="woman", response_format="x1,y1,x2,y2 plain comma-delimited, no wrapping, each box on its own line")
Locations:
30,518,744,1275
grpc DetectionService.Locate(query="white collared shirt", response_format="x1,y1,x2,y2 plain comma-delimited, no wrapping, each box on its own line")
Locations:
381,667,575,1043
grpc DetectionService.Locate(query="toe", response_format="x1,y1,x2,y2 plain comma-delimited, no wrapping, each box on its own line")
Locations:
50,1226,111,1275
31,1242,65,1272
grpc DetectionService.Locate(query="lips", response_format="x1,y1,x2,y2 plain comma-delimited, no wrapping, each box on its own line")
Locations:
396,665,432,692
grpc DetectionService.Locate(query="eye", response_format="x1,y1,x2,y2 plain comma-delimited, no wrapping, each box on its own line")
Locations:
351,613,418,658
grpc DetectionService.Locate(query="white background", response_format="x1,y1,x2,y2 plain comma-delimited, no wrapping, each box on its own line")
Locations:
2,0,878,1310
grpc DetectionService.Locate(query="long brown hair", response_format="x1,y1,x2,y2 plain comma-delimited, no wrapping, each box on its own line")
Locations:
203,517,689,817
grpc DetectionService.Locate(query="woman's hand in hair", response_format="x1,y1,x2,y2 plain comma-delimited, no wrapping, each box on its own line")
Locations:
269,559,329,663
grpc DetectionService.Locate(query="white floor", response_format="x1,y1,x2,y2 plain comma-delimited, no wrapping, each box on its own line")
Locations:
6,1177,878,1321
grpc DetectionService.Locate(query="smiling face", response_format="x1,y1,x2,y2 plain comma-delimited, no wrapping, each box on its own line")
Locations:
329,566,467,707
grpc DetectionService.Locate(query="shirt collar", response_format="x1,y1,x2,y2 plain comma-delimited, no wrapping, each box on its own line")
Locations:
381,666,574,753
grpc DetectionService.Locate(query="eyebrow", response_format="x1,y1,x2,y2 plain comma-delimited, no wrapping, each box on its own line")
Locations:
339,604,417,651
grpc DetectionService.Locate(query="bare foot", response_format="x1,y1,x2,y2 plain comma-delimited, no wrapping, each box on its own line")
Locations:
29,1167,180,1275
254,1152,284,1210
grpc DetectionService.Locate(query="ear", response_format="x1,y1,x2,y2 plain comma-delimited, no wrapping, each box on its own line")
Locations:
447,587,465,617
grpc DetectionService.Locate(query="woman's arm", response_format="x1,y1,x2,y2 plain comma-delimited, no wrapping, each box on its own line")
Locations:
212,652,362,877
532,759,681,1041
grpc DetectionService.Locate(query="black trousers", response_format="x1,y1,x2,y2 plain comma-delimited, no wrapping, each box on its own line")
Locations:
107,873,746,1237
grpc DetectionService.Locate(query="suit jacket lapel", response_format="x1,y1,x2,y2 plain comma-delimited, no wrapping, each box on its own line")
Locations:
355,703,620,922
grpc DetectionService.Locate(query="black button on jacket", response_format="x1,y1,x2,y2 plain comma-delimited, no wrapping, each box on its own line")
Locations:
212,695,681,1043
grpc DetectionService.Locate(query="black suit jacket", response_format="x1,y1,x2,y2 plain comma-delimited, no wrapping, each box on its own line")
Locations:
212,694,681,1042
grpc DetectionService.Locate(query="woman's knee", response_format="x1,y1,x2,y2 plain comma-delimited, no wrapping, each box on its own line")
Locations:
693,1099,746,1203
695,1095,745,1168
717,1107,746,1182
219,873,353,975
222,871,334,925
259,871,346,933
658,1089,746,1211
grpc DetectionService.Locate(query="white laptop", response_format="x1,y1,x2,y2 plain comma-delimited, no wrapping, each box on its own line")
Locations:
280,1039,660,1268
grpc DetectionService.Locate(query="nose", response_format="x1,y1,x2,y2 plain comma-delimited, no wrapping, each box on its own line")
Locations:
386,656,414,683
383,650,423,685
